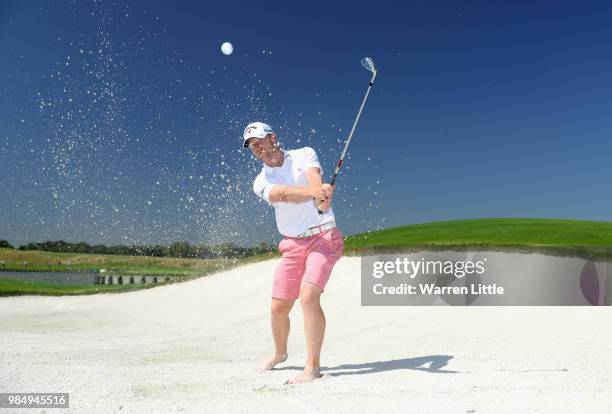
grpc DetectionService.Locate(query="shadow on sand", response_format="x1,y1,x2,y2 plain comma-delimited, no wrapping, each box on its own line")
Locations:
275,355,457,376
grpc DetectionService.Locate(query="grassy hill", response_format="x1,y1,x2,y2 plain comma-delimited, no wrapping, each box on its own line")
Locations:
344,218,612,260
2,218,611,296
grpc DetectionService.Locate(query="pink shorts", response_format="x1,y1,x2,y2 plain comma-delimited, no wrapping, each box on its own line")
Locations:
272,227,344,300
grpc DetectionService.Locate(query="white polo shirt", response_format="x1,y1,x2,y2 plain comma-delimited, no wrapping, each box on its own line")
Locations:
253,147,336,237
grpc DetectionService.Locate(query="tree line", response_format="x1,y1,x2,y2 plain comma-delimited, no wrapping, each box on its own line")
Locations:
0,239,276,259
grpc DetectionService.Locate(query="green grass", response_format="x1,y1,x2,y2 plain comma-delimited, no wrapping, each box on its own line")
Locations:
0,278,167,296
344,218,612,260
0,249,277,296
2,217,611,296
0,248,276,274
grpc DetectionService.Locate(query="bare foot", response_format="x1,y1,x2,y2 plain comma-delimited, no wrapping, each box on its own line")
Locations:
259,353,288,371
285,367,324,384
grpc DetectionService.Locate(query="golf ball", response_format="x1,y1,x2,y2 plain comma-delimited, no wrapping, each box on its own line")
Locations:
221,42,233,55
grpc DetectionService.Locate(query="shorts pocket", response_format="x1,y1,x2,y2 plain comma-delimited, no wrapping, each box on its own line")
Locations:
324,228,343,242
278,238,288,253
330,228,343,241
321,229,344,255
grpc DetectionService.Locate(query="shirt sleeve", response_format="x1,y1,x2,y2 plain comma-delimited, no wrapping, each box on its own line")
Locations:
253,172,276,206
303,147,323,176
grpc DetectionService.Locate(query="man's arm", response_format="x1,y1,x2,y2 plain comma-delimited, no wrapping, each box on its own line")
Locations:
268,167,333,205
268,184,315,203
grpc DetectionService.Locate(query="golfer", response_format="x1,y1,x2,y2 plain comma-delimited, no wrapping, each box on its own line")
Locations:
243,121,344,384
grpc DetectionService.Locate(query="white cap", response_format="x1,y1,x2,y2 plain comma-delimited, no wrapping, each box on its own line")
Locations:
242,122,274,148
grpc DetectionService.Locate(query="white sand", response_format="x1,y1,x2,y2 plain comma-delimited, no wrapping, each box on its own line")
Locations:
1,257,611,413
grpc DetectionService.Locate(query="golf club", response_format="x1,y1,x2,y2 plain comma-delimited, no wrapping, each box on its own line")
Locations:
318,57,378,214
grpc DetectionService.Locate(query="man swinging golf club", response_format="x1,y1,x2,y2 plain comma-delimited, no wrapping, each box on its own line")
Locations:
246,57,377,384
244,121,343,384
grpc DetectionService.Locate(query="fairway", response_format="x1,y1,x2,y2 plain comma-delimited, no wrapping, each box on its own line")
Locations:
345,218,612,260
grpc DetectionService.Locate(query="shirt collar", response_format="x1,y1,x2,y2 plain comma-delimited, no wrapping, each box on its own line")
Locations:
264,149,290,171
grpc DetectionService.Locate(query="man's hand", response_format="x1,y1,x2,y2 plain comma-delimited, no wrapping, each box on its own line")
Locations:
316,197,332,212
313,184,334,212
311,183,334,200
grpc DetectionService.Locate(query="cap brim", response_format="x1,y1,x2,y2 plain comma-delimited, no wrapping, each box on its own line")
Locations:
243,135,259,148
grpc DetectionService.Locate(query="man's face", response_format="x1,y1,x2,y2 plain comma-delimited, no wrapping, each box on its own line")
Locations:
246,133,277,162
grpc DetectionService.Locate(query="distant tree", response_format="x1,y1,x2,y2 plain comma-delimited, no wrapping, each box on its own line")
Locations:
0,240,14,249
210,242,246,258
73,242,91,253
193,244,213,259
12,239,270,258
91,245,108,254
40,240,69,252
19,242,40,251
168,241,192,258
107,244,130,256
148,245,165,257
252,241,275,255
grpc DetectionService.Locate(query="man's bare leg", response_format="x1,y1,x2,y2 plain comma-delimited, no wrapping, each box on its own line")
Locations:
260,298,295,371
287,282,325,384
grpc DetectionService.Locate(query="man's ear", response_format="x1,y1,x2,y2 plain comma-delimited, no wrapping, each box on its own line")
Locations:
270,133,278,145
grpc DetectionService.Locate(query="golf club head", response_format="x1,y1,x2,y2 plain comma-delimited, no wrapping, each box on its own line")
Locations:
361,57,376,73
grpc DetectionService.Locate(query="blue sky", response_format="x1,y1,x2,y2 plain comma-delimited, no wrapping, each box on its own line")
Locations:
1,0,611,247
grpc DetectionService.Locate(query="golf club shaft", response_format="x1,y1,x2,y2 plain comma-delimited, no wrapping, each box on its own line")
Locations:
318,71,377,214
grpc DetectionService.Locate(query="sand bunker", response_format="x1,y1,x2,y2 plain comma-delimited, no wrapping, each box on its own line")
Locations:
1,256,611,413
